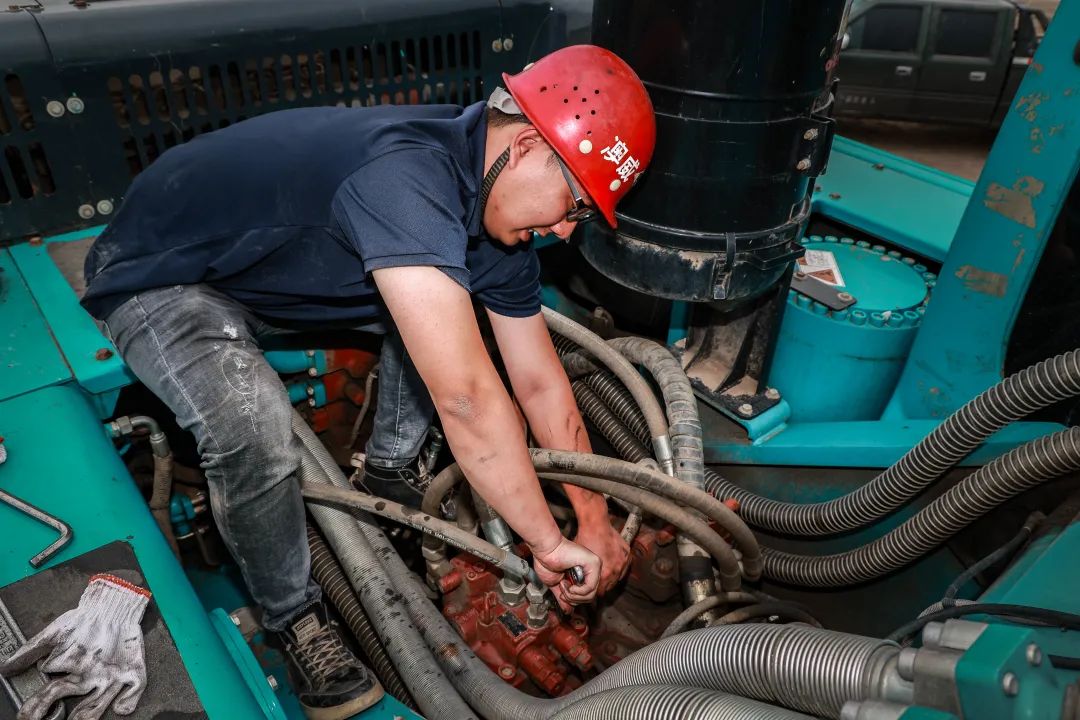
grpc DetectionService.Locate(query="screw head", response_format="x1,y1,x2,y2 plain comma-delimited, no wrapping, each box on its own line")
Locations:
307,367,318,377
305,386,315,397
499,665,515,679
94,348,114,361
829,192,842,200
837,292,854,302
78,204,95,219
765,388,781,401
46,100,65,118
96,199,114,215
737,403,754,417
307,398,316,407
266,675,279,691
65,97,85,114
803,128,819,141
503,37,514,51
28,235,43,246
229,612,241,626
1002,671,1019,697
492,38,503,52
796,158,812,171
1027,643,1043,666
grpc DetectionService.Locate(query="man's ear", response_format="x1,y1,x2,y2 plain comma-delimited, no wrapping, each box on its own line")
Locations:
506,125,544,170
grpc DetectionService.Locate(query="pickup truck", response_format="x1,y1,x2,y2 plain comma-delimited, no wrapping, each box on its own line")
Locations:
835,0,1049,126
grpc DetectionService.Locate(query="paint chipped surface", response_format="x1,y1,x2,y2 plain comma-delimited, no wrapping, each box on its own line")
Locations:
983,176,1044,228
1015,91,1049,122
223,323,239,340
954,265,1009,297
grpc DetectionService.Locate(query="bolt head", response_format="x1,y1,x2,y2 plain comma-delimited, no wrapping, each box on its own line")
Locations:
307,367,318,377
765,388,781,401
503,37,514,51
796,158,812,171
65,97,85,114
28,235,43,246
229,613,241,626
837,292,854,302
803,128,819,141
492,39,503,52
829,192,842,200
307,398,316,407
78,204,95,219
46,100,65,118
95,347,114,361
737,403,754,417
526,584,546,605
1002,671,1019,697
1026,643,1043,666
499,665,515,679
96,199,114,215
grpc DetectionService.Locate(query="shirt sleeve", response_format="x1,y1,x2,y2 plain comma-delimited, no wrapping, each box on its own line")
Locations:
475,247,542,318
331,148,471,290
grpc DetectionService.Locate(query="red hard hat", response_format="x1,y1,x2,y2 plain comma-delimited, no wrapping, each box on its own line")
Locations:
503,45,656,228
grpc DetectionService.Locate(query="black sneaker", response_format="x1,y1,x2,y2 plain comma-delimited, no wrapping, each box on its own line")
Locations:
271,603,383,720
358,456,432,508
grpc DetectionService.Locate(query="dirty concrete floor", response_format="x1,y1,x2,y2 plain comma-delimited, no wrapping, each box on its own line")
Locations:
837,118,996,182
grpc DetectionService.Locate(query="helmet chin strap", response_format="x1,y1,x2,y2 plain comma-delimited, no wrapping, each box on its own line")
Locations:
478,146,511,225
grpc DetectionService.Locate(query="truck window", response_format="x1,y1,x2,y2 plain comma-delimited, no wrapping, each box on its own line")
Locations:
934,9,997,57
847,5,922,52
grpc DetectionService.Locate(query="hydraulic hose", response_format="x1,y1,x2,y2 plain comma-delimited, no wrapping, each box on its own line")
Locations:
571,380,646,541
110,415,179,557
291,413,477,720
660,592,760,639
541,306,674,473
549,685,818,720
705,348,1080,535
712,602,822,628
762,427,1080,587
422,453,762,583
941,511,1043,606
306,524,415,708
531,450,762,581
300,483,532,579
539,472,742,590
581,372,652,446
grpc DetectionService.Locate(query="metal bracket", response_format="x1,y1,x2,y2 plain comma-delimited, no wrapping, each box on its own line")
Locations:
0,599,65,719
790,270,857,311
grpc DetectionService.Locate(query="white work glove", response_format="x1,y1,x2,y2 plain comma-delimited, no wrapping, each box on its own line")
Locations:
0,573,151,720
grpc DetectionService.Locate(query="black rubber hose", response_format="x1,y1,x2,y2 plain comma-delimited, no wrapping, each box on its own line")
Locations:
306,524,416,708
659,593,760,639
942,511,1043,606
705,349,1080,535
888,603,1080,644
762,428,1080,587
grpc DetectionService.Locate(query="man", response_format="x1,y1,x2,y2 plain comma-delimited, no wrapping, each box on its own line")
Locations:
80,45,655,719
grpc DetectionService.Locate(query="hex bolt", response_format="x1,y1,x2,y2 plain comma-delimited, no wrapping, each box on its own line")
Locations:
78,204,95,219
1002,672,1019,697
1027,643,1043,666
96,199,114,215
46,100,65,118
737,403,754,417
795,157,811,171
503,37,514,51
266,675,279,691
837,292,854,303
65,97,85,114
492,39,503,52
765,388,781,401
803,128,818,141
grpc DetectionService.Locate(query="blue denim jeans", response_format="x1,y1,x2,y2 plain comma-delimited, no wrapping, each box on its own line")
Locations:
104,284,433,630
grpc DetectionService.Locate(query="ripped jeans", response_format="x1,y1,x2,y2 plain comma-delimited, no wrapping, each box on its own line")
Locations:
104,284,433,630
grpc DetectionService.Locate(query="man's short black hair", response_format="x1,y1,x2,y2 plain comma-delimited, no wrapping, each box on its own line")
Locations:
487,106,530,128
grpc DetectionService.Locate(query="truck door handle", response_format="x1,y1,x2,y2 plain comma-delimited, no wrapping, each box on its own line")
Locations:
894,65,913,77
969,70,987,82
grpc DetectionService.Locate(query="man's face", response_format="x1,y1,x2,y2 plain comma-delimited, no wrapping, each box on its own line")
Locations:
483,128,597,246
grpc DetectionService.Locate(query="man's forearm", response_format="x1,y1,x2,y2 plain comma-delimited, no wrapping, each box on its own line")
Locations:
438,388,564,553
520,386,609,524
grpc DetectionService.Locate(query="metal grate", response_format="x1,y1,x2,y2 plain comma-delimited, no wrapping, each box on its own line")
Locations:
1,74,54,206
106,31,484,178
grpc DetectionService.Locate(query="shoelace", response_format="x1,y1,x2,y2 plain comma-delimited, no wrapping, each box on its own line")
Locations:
297,626,358,686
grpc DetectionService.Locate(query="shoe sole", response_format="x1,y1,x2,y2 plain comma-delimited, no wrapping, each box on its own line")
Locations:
301,683,385,720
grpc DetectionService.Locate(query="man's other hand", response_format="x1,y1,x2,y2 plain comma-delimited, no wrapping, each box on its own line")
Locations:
530,536,601,612
573,517,630,596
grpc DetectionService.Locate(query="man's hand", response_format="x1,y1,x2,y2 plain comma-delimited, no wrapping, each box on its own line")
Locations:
530,536,601,612
573,515,630,595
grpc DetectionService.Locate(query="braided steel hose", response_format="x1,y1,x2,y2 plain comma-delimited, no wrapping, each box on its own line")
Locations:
306,525,415,708
706,349,1080,535
764,427,1080,586
550,685,817,720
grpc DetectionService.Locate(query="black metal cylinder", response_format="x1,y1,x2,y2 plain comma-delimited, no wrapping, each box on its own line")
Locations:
585,0,848,303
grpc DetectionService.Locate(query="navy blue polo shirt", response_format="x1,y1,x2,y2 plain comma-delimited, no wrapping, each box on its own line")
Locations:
81,101,540,324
